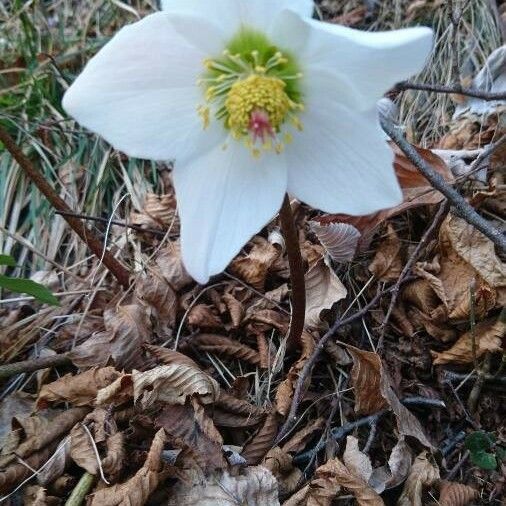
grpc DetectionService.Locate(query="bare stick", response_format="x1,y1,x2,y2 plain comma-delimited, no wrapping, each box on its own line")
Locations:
380,117,506,252
0,353,71,380
0,126,131,288
279,195,306,348
395,81,506,101
378,201,450,349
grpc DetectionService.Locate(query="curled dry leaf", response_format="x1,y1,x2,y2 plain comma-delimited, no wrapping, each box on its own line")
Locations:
263,447,302,495
241,411,280,465
144,344,201,369
70,423,97,475
36,437,70,486
155,241,193,291
101,431,125,481
222,292,244,328
156,402,226,470
166,466,279,506
130,192,177,230
431,316,505,365
214,391,266,424
282,417,325,454
96,375,133,407
188,304,222,329
310,221,361,263
343,436,373,484
438,480,478,506
89,429,167,506
304,256,347,328
23,484,60,505
132,363,220,409
397,452,440,506
369,224,403,282
230,236,282,290
37,367,121,409
191,333,261,366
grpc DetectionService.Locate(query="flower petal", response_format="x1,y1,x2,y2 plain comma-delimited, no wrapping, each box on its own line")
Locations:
63,12,224,161
286,97,402,215
161,0,314,48
174,143,287,283
273,10,433,110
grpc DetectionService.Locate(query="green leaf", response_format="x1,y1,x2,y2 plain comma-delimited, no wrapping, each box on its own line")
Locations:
469,450,497,471
465,431,495,453
0,254,17,267
496,446,506,462
0,275,59,306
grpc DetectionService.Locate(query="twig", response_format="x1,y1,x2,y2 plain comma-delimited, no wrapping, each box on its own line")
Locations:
55,210,168,238
380,116,506,252
0,125,131,288
378,201,449,349
445,450,470,480
279,194,306,348
0,353,71,380
443,370,506,386
394,81,506,101
64,471,96,506
275,280,413,444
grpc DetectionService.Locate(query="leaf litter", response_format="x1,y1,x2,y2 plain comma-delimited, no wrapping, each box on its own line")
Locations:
1,1,505,505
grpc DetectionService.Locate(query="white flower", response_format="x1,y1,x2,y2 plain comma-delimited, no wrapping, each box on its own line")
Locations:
63,0,433,283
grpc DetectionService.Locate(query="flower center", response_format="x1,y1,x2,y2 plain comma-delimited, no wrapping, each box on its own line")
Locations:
198,28,304,158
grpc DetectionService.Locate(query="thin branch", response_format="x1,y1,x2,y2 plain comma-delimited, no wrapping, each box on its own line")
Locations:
395,81,506,101
0,353,71,380
279,195,306,348
0,126,131,288
380,117,506,252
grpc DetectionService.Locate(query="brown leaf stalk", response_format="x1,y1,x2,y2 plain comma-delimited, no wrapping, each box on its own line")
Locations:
0,125,130,288
279,194,306,348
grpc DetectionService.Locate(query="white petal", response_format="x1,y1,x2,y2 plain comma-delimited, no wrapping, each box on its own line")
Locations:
273,10,433,110
161,0,314,46
63,12,224,161
286,98,402,215
174,144,287,283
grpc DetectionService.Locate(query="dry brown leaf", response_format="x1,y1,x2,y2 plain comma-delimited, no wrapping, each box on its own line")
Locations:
36,437,70,486
438,480,479,506
214,391,266,425
222,292,244,328
230,236,282,290
188,304,222,329
343,436,373,484
263,447,302,495
132,363,220,409
369,224,403,282
397,452,440,506
37,367,120,409
156,402,226,470
23,485,59,505
347,346,389,415
89,428,167,506
155,241,193,291
282,417,325,454
130,192,177,230
242,411,280,465
275,331,315,416
310,221,361,263
431,317,505,365
305,256,347,328
101,431,125,481
191,333,261,365
96,375,133,407
69,304,151,370
144,344,201,369
70,423,97,475
166,466,279,505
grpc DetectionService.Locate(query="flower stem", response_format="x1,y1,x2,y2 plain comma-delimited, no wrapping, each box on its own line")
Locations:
279,194,305,348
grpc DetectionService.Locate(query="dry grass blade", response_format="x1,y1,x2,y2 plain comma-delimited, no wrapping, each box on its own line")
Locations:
191,333,261,365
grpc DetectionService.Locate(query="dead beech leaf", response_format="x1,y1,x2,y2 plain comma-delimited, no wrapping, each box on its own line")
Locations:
96,375,133,407
130,192,177,230
369,224,403,282
397,452,440,506
263,447,302,495
214,391,266,426
155,241,193,291
282,417,325,454
166,466,279,505
191,333,261,365
230,236,281,290
431,317,504,365
242,411,280,465
347,346,389,415
438,480,478,506
144,344,201,369
310,221,361,263
305,256,347,328
132,363,220,409
37,367,121,409
70,424,97,475
343,436,373,484
89,429,167,506
23,485,59,505
156,402,225,470
188,304,222,329
222,293,244,328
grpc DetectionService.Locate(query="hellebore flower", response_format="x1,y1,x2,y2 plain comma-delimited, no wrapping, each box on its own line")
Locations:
63,0,433,283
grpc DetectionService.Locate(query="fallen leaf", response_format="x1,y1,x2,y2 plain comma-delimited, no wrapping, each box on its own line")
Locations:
130,192,177,230
431,317,505,365
70,423,97,475
191,333,261,365
166,466,279,505
438,480,479,506
155,241,193,290
188,304,223,329
132,363,220,409
37,367,121,409
242,411,280,465
397,452,440,506
23,485,60,505
263,447,302,495
305,256,347,328
282,417,325,454
343,436,373,484
310,221,361,263
369,224,403,282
